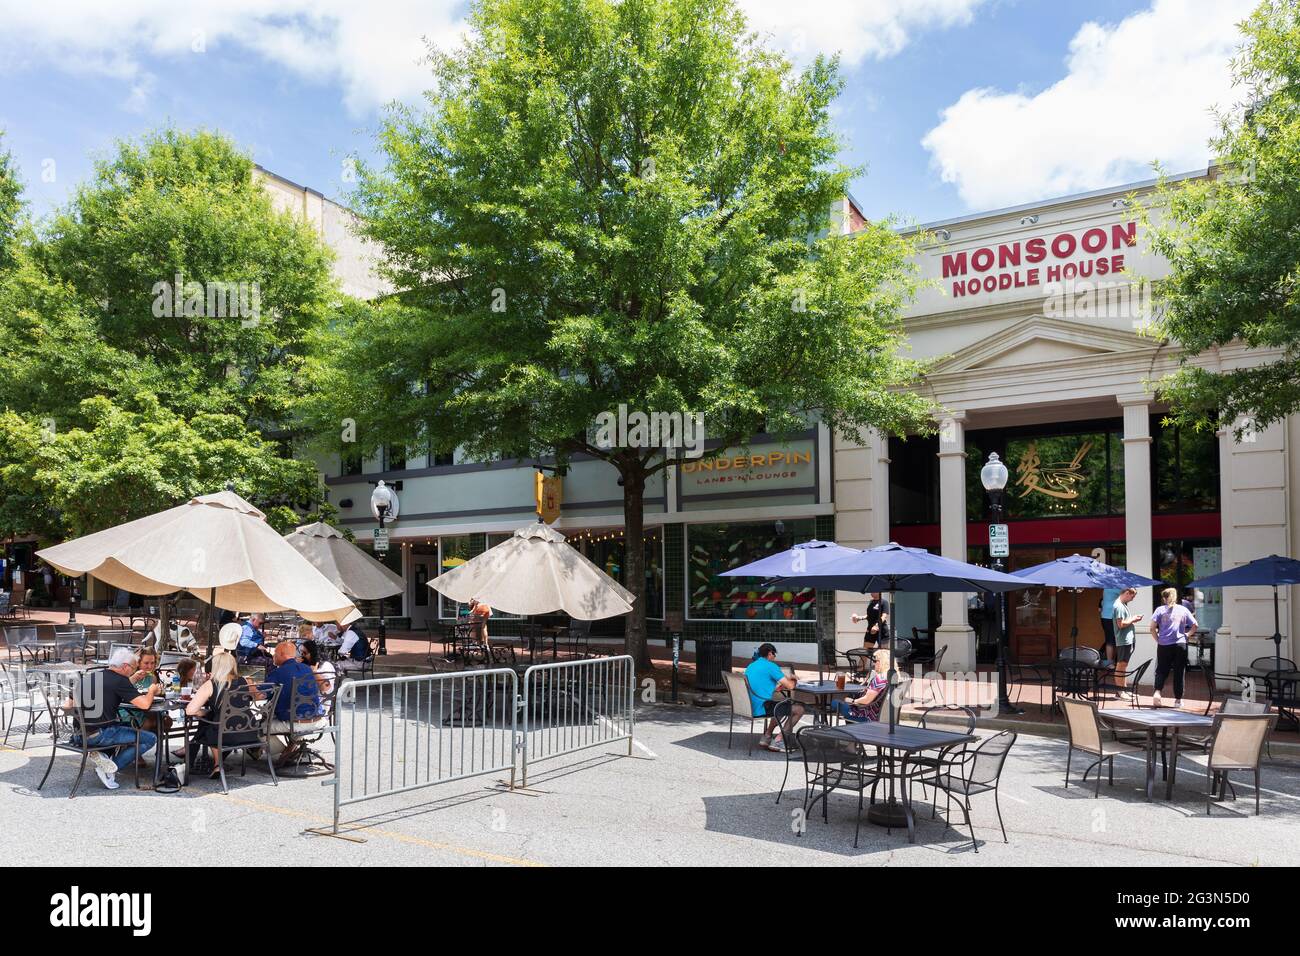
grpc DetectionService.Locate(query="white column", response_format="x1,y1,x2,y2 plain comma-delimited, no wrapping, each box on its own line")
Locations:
936,412,976,672
832,428,890,655
1121,396,1155,671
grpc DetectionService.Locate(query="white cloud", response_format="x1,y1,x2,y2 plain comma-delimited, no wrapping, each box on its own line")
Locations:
0,0,467,115
0,0,985,114
738,0,988,65
921,0,1256,211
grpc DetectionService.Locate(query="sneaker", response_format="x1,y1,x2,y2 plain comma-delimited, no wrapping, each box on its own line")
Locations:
1152,692,1162,708
92,759,119,790
766,740,787,753
1173,699,1183,710
757,735,771,748
91,751,117,774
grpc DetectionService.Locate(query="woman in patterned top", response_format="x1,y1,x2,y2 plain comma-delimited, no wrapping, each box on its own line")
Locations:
833,650,892,723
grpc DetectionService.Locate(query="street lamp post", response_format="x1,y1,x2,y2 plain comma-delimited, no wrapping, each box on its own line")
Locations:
68,576,80,625
370,480,395,656
981,452,1020,715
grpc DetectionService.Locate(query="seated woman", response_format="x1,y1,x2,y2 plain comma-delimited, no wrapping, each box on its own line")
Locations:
299,639,335,700
832,650,891,723
121,649,170,740
184,650,259,777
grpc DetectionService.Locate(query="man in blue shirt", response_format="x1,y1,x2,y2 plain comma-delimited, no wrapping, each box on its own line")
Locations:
264,641,324,761
743,643,804,752
237,613,271,664
1100,587,1122,665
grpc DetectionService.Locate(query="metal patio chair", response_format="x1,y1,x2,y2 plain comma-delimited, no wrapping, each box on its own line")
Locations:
796,726,881,849
1061,697,1143,797
930,730,1017,852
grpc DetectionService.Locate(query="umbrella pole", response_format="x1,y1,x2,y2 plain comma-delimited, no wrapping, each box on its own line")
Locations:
888,585,898,735
1274,585,1282,703
207,587,217,659
1071,588,1080,652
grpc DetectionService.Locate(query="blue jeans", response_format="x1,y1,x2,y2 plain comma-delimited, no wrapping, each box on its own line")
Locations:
86,725,157,772
831,701,868,723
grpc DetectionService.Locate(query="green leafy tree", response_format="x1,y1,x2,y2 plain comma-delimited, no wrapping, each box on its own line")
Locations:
314,0,933,668
0,133,21,271
38,128,336,425
1145,0,1300,435
0,128,339,540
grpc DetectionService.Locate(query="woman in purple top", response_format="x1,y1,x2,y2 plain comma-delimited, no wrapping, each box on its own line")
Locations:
1149,587,1197,708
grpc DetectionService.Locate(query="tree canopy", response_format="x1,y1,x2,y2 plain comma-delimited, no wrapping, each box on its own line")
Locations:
1145,0,1300,436
311,0,935,666
0,128,339,542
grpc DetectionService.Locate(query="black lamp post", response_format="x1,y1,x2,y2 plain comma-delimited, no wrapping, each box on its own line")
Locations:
68,576,80,625
370,480,395,656
981,452,1020,715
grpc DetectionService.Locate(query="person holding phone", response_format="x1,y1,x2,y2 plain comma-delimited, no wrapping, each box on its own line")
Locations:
1110,588,1143,697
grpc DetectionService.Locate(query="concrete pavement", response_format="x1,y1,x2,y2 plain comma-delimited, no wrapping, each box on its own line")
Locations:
3,699,1299,867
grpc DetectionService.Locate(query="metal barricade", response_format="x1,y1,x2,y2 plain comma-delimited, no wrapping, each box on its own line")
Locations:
326,668,518,834
520,655,635,788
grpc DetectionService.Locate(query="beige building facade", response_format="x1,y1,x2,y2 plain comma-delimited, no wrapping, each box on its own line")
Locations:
834,171,1298,683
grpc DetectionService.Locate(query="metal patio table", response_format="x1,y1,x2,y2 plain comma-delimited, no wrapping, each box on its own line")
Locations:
795,680,865,726
828,721,977,843
1101,709,1213,801
1235,666,1300,728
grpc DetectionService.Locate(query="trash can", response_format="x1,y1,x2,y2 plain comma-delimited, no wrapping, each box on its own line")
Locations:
694,635,733,692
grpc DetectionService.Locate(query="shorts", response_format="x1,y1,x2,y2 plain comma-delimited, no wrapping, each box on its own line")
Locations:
1100,618,1116,645
1114,643,1134,663
762,699,779,716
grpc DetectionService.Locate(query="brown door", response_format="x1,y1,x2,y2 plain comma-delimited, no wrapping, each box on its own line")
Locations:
1009,547,1057,662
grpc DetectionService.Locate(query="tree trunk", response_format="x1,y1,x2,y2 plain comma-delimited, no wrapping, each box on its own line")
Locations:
621,462,652,672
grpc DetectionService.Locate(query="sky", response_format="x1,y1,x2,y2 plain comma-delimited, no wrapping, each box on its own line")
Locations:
0,0,1260,227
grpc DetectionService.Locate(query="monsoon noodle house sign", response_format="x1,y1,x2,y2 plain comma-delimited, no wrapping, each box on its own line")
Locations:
942,221,1137,299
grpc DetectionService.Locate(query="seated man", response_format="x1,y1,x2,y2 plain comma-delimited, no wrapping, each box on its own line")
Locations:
66,646,164,790
832,649,891,723
237,613,272,665
264,641,324,760
335,622,370,674
743,643,804,753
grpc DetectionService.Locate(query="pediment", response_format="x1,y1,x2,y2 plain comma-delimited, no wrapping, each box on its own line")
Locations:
929,315,1156,375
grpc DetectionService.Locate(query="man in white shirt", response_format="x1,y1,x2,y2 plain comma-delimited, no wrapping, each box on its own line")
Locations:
336,624,369,673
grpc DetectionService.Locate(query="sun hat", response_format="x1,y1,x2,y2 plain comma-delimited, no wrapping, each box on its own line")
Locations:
218,621,243,651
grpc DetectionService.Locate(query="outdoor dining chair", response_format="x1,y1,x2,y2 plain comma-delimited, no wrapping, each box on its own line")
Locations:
1061,697,1143,797
795,726,881,849
929,730,1017,853
721,670,764,753
1097,659,1151,708
198,681,283,794
1009,651,1052,710
4,625,41,664
278,673,337,774
1,662,50,750
841,648,873,681
911,705,978,800
36,676,140,797
1203,713,1276,815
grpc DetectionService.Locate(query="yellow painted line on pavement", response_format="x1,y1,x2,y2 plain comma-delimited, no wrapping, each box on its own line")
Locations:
218,794,544,866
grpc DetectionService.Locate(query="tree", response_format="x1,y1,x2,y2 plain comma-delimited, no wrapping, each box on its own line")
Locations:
0,128,341,541
1145,0,1300,435
37,128,336,425
314,0,934,669
0,133,21,271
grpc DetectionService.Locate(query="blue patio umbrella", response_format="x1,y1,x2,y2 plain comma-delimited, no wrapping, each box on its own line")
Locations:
1011,554,1163,656
724,542,1038,732
1190,555,1300,692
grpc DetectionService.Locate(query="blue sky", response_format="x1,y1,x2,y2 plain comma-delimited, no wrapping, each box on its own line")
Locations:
0,0,1256,226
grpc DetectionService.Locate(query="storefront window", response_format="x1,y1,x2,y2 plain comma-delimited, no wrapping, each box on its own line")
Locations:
1003,430,1123,519
438,534,478,618
1155,539,1223,635
1153,420,1219,512
687,519,817,621
563,528,664,619
889,436,939,525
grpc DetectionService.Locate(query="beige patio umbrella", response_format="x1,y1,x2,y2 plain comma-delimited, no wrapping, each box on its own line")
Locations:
284,521,404,601
37,491,361,628
429,521,635,619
